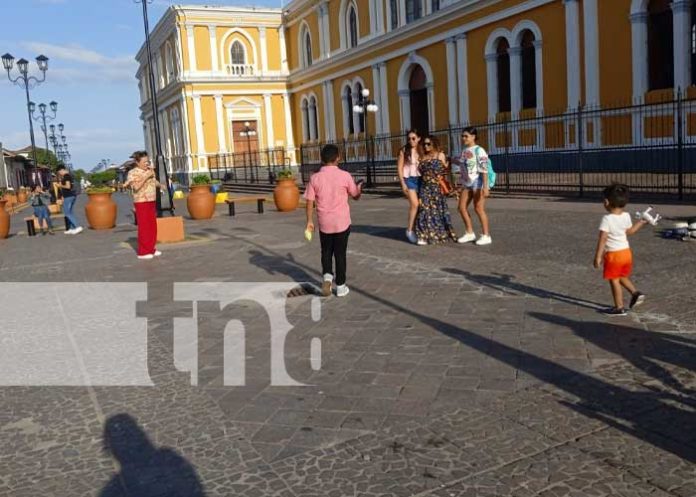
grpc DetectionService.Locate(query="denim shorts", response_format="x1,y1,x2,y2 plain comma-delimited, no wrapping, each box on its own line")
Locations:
405,176,420,190
463,176,484,190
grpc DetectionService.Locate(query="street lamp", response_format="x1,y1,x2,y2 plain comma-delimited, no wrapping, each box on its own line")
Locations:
352,87,379,187
30,100,58,162
2,53,49,173
135,0,173,216
239,121,258,183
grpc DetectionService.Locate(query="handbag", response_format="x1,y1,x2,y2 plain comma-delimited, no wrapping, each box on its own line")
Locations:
438,175,453,196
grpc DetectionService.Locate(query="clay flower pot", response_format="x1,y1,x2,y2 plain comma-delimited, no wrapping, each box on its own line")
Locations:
273,178,300,212
17,191,28,203
0,200,10,239
187,184,215,220
85,192,117,230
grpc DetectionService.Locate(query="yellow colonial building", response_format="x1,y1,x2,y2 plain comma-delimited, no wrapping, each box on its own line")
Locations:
137,0,693,184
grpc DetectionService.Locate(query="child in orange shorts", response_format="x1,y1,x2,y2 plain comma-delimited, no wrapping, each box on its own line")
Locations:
593,184,649,316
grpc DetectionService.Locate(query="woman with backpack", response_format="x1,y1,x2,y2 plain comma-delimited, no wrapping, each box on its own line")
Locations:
454,126,492,246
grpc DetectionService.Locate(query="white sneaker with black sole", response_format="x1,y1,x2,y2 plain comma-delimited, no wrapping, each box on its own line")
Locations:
336,285,350,297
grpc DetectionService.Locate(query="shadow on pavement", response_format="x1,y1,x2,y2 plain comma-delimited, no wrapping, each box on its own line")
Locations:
442,268,605,311
100,413,206,497
351,224,409,242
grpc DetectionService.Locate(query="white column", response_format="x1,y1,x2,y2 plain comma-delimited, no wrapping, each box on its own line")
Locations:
583,0,600,105
278,26,289,74
424,0,431,15
386,0,394,32
485,53,497,120
372,64,382,134
369,0,377,36
375,0,385,34
209,25,218,73
263,93,275,148
534,40,544,113
630,12,648,100
445,37,458,126
672,0,692,92
325,81,337,139
259,26,269,75
214,94,226,152
509,47,523,117
399,89,410,132
426,84,435,131
456,34,469,124
186,25,197,72
282,92,295,151
315,5,326,59
161,109,172,157
192,95,206,158
399,0,406,27
379,62,390,132
316,2,330,59
321,83,332,140
564,0,581,109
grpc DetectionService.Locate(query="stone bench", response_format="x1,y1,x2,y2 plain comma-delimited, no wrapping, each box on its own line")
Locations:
225,196,266,216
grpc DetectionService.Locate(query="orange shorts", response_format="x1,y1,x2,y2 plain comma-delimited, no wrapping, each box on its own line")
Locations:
603,248,633,280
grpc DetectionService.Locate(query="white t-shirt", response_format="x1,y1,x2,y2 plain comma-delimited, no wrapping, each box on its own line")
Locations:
455,146,489,187
599,212,633,252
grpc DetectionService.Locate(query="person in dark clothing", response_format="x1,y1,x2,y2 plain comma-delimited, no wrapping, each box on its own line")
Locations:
57,165,83,235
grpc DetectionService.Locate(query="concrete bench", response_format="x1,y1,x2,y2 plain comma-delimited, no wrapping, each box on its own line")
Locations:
225,196,266,216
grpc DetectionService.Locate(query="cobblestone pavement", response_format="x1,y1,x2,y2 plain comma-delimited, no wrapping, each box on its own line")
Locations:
0,193,694,496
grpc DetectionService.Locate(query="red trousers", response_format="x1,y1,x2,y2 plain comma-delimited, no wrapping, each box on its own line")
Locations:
134,201,157,256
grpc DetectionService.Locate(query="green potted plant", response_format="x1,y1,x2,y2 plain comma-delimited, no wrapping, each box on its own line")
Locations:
273,169,299,212
84,182,117,230
187,174,215,219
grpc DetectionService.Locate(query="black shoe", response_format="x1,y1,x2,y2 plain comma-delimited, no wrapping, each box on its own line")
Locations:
603,307,628,316
629,292,645,309
41,230,47,236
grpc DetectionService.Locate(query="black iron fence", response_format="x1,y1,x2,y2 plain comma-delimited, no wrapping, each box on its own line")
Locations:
300,92,696,198
209,147,288,184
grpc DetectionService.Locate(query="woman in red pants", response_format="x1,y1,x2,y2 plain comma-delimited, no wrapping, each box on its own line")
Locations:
124,151,162,260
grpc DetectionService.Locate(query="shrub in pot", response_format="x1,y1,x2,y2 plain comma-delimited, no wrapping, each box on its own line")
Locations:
84,186,117,230
273,169,300,212
187,174,215,220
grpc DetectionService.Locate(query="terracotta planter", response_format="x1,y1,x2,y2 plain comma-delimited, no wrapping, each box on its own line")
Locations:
0,200,10,239
273,179,300,212
85,192,117,230
17,191,27,203
187,185,215,220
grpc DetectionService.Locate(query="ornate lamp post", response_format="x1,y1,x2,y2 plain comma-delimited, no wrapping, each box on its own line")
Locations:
135,0,173,215
240,121,258,183
352,87,379,187
1,53,49,169
30,101,58,159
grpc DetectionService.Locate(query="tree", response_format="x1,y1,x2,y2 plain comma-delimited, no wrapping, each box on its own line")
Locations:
73,169,87,182
34,148,63,170
88,169,117,186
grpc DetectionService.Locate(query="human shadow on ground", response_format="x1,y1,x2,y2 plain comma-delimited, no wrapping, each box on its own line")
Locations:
241,240,696,461
530,312,696,398
100,414,207,497
248,249,321,291
351,224,410,242
442,268,604,310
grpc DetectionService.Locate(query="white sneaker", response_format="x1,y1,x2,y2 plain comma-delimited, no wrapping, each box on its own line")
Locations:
64,228,75,235
336,284,350,297
321,274,333,297
137,254,154,260
475,234,492,246
457,232,476,244
153,250,162,257
406,230,417,244
72,226,83,235
416,239,428,246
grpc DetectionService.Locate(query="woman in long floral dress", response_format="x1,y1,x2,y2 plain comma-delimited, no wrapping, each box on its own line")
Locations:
415,136,458,245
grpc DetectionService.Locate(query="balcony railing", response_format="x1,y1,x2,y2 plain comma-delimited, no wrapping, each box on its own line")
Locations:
226,64,255,77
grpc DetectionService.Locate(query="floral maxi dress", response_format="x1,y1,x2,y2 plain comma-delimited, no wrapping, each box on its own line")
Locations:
415,158,457,244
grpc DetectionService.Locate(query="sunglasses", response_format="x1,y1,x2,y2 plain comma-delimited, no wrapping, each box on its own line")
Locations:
408,137,418,142
423,142,432,147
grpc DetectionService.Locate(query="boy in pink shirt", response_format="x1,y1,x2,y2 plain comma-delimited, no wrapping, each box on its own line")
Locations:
305,144,362,297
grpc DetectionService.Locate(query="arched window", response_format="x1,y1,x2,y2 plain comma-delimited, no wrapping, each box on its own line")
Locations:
348,5,359,48
301,26,313,68
345,86,355,135
355,82,366,134
390,0,399,29
496,38,511,113
302,98,310,141
648,0,674,90
409,65,429,132
310,96,319,140
520,30,537,109
405,0,422,24
431,0,440,13
231,41,246,65
165,43,174,82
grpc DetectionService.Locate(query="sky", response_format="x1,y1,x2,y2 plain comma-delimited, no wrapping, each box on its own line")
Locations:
0,0,281,172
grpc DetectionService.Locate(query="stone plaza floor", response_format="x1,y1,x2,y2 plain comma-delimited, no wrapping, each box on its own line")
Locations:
0,193,694,496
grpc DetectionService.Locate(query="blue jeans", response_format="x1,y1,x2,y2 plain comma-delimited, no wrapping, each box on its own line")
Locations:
62,196,79,229
33,206,52,229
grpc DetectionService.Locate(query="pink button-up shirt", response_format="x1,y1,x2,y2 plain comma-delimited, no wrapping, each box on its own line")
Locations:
304,166,360,234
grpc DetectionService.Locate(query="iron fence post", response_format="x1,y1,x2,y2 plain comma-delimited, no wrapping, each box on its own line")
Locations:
577,103,584,197
677,87,684,200
503,118,510,194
